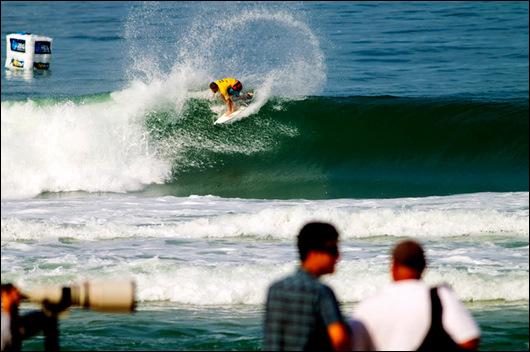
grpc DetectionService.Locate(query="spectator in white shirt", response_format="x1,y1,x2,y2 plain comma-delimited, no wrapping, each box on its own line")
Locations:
351,240,480,351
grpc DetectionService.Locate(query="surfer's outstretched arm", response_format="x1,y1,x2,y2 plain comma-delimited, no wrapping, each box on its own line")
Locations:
237,92,254,101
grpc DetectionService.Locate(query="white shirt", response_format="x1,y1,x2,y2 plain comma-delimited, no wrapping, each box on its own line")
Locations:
1,311,12,352
351,280,480,351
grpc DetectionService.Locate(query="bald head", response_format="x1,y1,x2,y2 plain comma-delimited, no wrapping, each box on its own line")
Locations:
391,240,426,280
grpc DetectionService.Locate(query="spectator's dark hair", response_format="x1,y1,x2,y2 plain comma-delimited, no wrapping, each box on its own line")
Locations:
392,240,426,274
1,283,15,292
297,222,339,261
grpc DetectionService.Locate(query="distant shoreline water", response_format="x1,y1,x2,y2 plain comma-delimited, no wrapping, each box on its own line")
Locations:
19,301,530,351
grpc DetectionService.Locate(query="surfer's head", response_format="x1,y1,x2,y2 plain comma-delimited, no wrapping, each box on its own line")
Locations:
209,82,219,93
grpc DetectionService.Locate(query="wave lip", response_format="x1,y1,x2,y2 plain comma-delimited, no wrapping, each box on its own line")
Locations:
1,90,172,200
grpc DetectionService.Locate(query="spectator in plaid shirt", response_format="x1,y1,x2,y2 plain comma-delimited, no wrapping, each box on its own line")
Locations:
263,222,351,351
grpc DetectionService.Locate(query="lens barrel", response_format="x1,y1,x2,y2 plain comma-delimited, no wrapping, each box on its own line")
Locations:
22,280,136,313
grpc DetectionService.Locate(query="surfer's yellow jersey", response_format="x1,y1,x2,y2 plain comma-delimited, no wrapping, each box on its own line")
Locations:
214,77,238,100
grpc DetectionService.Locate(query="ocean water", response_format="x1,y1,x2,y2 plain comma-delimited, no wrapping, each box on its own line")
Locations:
1,1,528,351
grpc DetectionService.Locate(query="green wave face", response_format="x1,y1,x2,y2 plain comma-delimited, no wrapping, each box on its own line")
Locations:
143,96,529,199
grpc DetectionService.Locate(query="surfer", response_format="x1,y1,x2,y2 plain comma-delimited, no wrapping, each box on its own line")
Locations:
209,77,253,116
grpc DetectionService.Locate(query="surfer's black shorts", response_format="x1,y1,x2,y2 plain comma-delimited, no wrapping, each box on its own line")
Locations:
228,81,243,96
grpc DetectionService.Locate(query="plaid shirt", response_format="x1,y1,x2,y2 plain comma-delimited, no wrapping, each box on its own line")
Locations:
263,268,345,351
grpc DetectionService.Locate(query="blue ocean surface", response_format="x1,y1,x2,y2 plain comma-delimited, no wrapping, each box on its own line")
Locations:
2,2,529,100
1,1,528,351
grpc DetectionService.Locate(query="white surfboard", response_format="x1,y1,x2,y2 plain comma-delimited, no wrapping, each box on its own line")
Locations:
214,106,246,125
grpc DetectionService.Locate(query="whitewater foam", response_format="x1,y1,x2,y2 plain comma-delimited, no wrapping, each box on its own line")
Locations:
6,258,528,305
1,94,172,199
2,192,527,305
2,193,527,241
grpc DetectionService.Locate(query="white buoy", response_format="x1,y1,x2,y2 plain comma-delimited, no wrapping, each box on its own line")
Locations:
5,32,53,70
